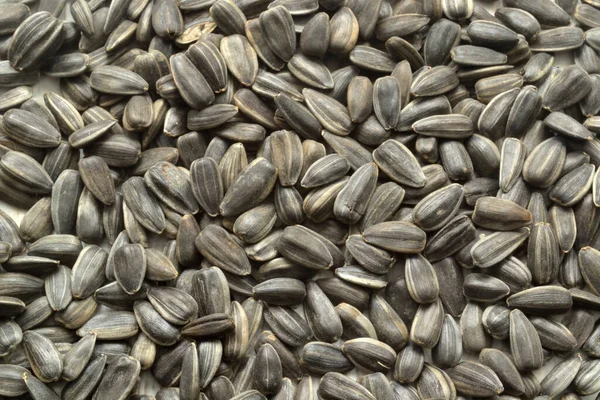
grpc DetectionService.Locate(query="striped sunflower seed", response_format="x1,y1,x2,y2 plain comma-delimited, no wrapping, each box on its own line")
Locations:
417,364,456,400
22,330,62,383
448,361,504,397
318,372,375,400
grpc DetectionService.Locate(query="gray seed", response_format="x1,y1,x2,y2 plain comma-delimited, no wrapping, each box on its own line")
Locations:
413,183,463,231
335,302,377,340
573,358,600,395
181,314,233,339
347,76,374,124
275,93,322,141
411,66,459,97
334,162,378,224
219,157,277,217
0,60,40,87
152,339,188,387
335,265,386,290
530,316,578,352
8,12,64,71
263,304,311,347
504,0,570,26
460,301,491,353
78,156,116,206
0,364,28,397
147,286,198,326
373,139,425,188
92,355,140,400
495,7,540,40
318,372,376,400
448,361,504,397
404,254,439,304
90,65,148,95
358,373,393,400
363,220,426,253
244,18,285,71
205,376,235,400
423,19,461,66
151,0,183,38
44,264,72,311
0,318,22,357
54,297,97,330
77,311,138,340
451,45,506,67
538,353,582,398
464,273,510,303
417,364,456,400
254,343,283,395
499,138,527,192
2,108,61,148
482,304,511,340
221,34,258,87
345,235,395,274
180,342,200,400
301,341,351,375
394,342,425,383
210,0,246,35
301,154,350,188
134,300,180,346
223,301,249,361
22,330,62,383
192,266,231,316
510,309,544,371
542,65,592,112
299,12,330,58
253,278,306,306
62,354,106,400
471,228,529,268
413,114,473,139
61,333,96,382
530,27,585,52
473,197,532,230
373,76,401,130
0,86,32,113
550,164,595,208
22,371,60,400
170,53,215,110
432,315,462,369
423,214,476,262
411,297,444,348
346,45,398,75
521,53,554,84
385,36,425,70
253,70,303,101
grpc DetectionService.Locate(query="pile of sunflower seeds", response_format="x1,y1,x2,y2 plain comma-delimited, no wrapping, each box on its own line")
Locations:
3,0,600,398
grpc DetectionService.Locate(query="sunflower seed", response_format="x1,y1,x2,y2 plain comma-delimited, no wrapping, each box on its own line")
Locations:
391,342,423,383
22,330,62,383
542,65,592,112
417,364,456,400
318,372,375,400
181,313,233,339
93,355,140,400
448,361,503,397
134,300,180,346
77,310,138,340
223,301,249,361
530,316,578,353
530,27,585,52
61,333,96,382
61,354,106,400
90,65,148,95
508,309,544,371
